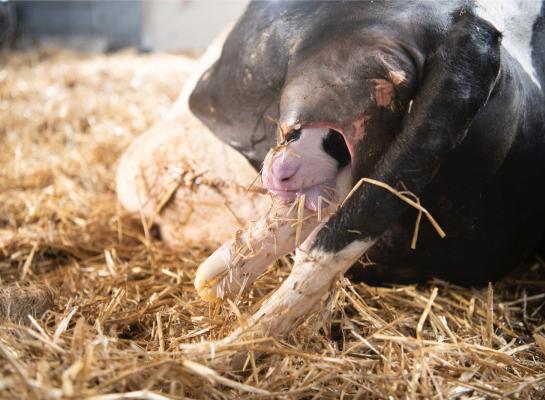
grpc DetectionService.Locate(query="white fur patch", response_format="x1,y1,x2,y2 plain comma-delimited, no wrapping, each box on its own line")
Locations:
295,239,375,275
475,0,542,88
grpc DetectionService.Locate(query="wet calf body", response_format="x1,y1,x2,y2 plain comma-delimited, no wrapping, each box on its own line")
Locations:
190,1,545,286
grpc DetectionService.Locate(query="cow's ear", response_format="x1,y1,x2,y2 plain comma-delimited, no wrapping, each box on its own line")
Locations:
313,9,502,253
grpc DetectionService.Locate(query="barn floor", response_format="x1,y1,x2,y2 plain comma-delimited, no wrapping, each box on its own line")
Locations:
1,50,544,399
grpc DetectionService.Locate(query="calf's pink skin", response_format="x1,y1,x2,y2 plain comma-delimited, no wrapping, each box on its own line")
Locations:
262,127,340,211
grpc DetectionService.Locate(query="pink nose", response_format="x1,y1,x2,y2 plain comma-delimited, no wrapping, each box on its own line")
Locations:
271,159,299,185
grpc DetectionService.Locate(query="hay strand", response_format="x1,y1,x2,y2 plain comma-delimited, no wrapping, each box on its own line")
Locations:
341,177,446,240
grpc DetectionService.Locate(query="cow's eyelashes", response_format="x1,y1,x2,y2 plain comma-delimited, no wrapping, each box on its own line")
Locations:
282,129,302,145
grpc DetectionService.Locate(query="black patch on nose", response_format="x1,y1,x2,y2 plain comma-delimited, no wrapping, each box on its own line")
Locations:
282,128,302,144
322,130,351,168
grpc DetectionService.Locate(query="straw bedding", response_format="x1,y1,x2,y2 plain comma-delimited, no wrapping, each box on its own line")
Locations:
1,50,544,399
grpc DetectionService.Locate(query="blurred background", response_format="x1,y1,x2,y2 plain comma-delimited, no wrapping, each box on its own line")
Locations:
0,0,249,53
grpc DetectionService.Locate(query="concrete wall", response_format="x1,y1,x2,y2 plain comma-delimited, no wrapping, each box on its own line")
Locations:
142,0,249,52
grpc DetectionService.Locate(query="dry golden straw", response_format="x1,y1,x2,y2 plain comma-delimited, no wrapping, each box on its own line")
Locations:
0,49,543,399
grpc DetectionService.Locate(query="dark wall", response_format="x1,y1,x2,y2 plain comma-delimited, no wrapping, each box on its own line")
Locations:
14,1,142,50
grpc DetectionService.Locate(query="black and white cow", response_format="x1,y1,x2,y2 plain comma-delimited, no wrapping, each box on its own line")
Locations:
190,0,545,295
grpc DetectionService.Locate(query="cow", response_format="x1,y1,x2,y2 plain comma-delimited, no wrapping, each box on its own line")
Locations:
189,0,545,294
